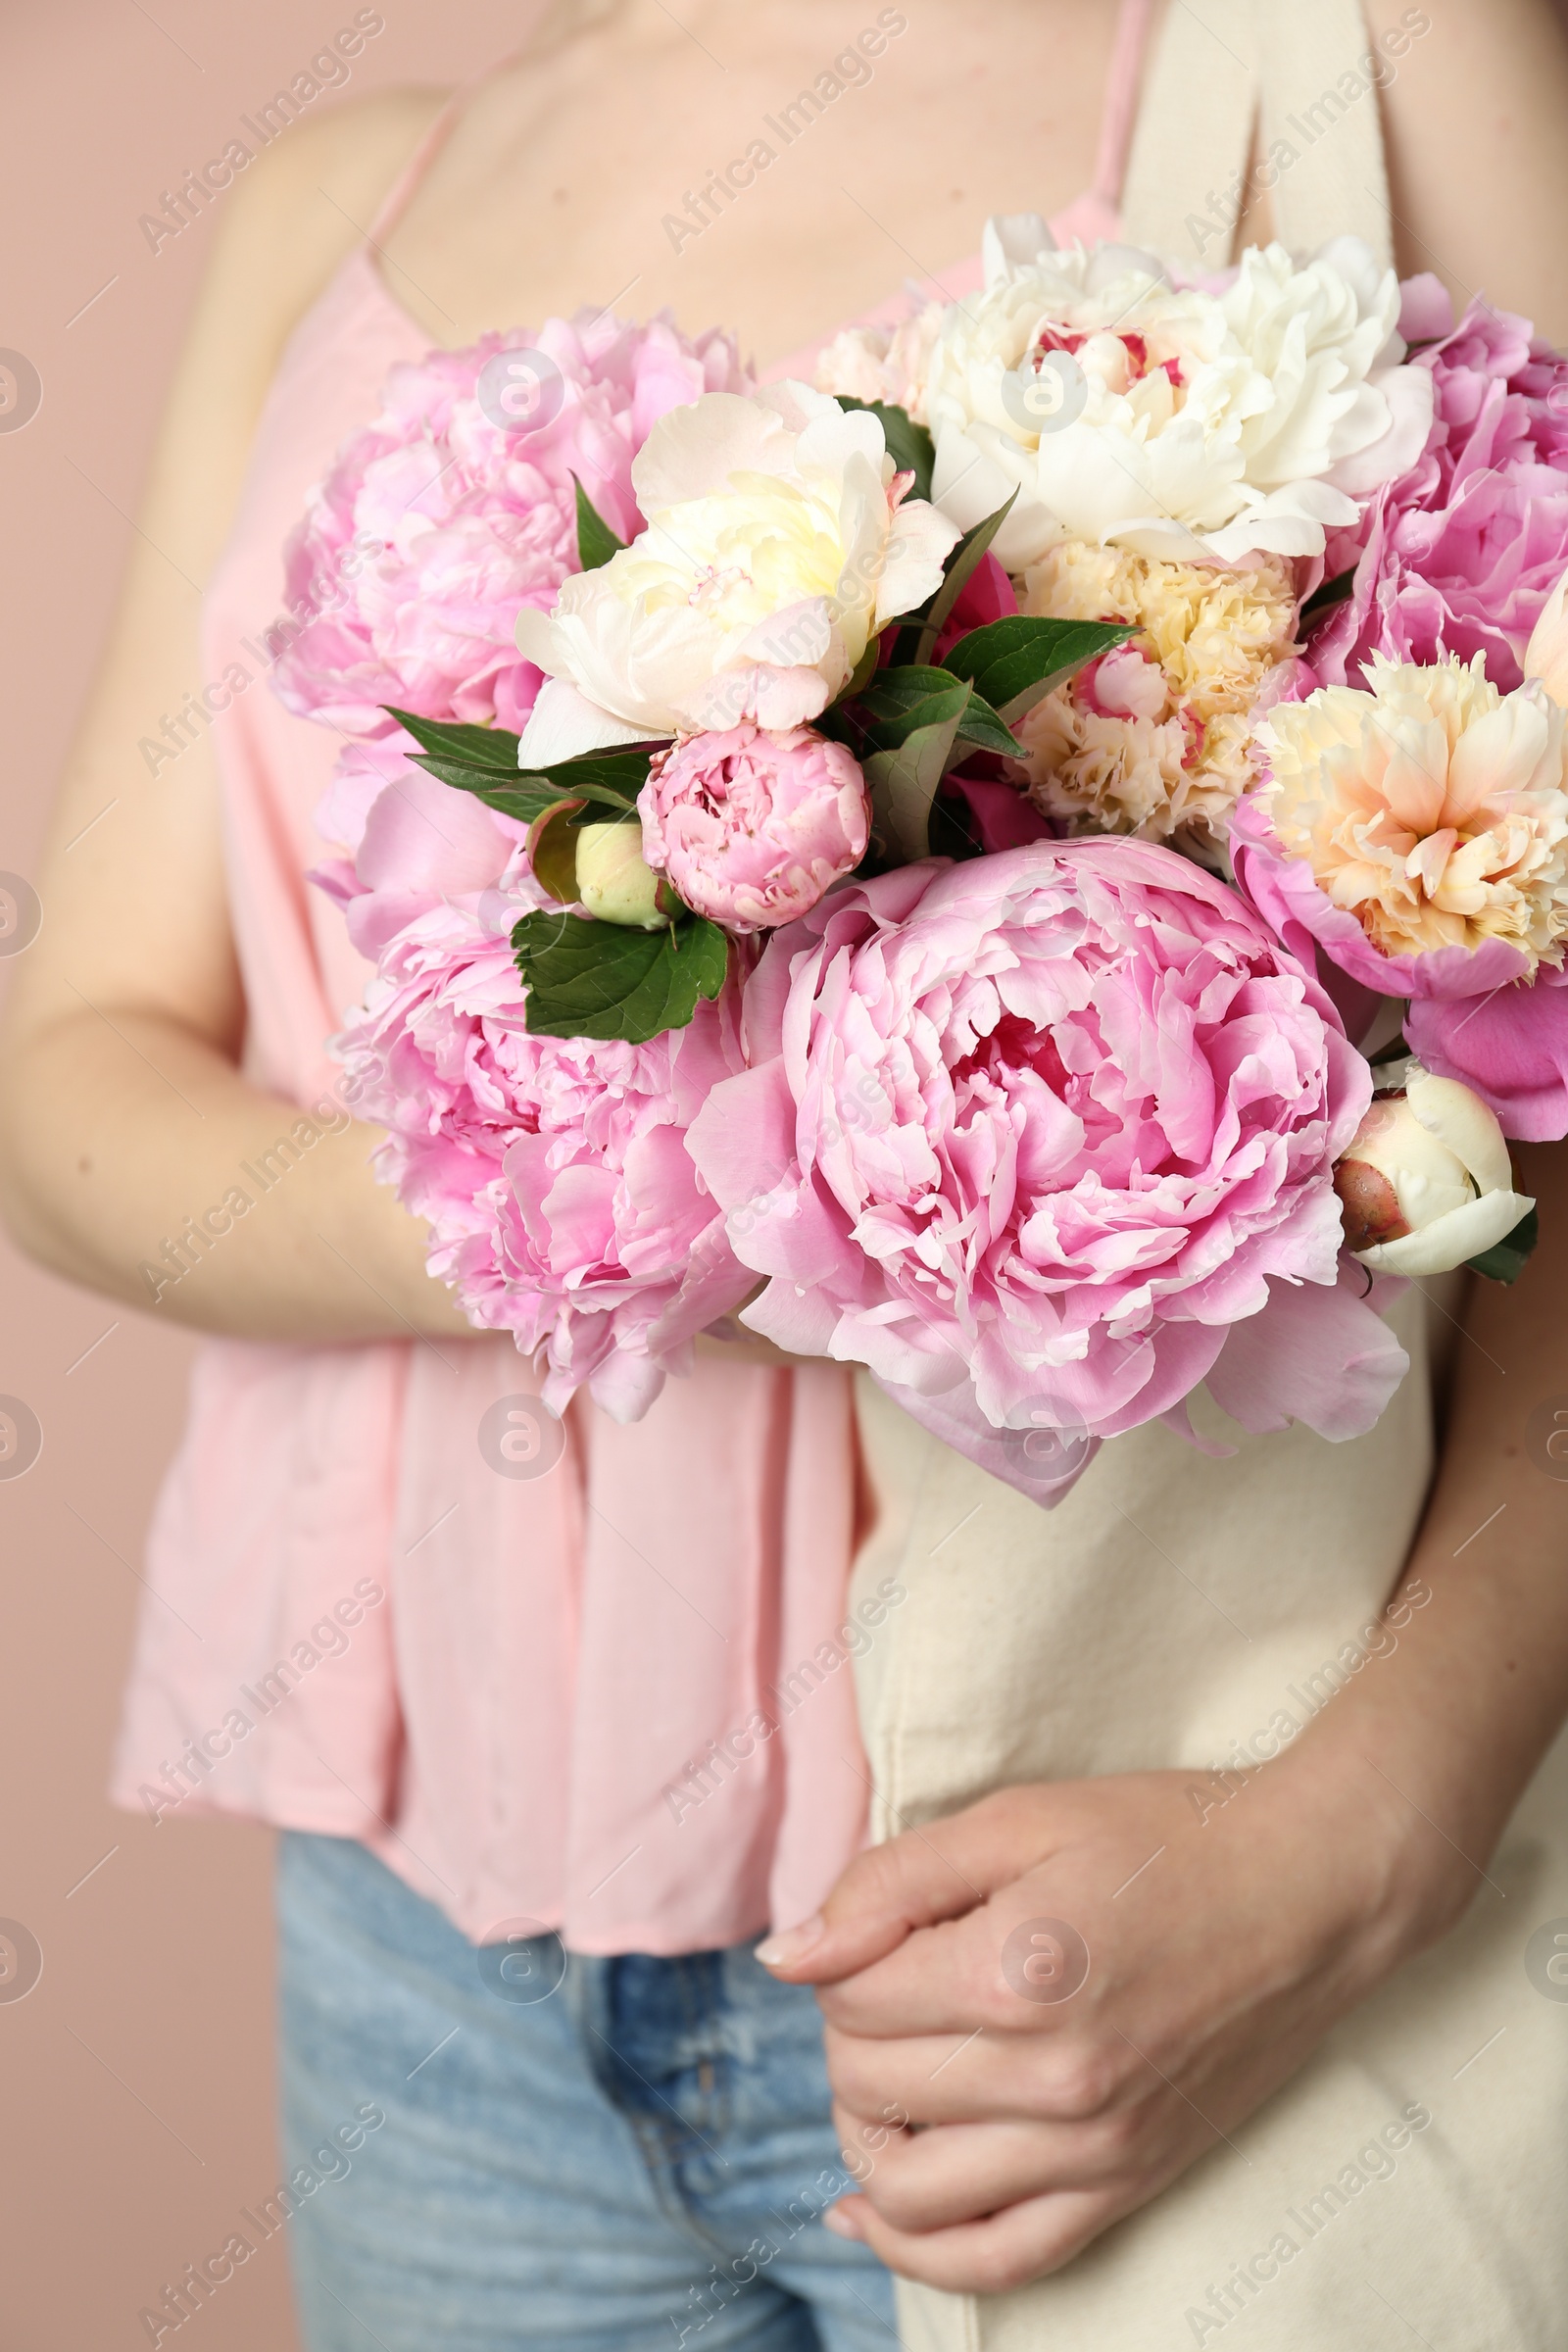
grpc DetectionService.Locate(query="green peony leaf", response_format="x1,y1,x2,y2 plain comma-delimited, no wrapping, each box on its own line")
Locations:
1466,1203,1540,1285
857,665,1025,759
514,749,649,810
953,693,1031,760
571,474,629,571
863,691,972,865
512,908,729,1043
858,669,969,751
1298,568,1357,625
943,615,1135,723
405,766,574,826
384,709,645,821
386,708,522,771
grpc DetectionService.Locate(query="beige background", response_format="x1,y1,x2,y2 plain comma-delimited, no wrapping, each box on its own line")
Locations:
5,4,1568,2349
0,9,516,2346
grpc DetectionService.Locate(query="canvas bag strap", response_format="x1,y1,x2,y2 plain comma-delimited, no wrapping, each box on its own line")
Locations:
1119,0,1395,268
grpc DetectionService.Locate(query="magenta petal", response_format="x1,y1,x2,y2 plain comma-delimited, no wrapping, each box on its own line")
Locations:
1406,965,1568,1140
1204,1263,1410,1441
1309,288,1568,691
931,549,1019,664
947,775,1056,854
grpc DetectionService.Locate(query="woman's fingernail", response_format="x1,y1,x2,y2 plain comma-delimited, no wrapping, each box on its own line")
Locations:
755,1912,824,1969
823,2199,865,2239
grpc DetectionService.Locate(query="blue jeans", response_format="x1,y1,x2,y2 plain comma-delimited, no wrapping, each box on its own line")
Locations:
276,1833,898,2349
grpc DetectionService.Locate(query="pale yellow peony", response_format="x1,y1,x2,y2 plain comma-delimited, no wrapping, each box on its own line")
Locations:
515,383,959,760
1013,544,1299,851
1255,656,1568,966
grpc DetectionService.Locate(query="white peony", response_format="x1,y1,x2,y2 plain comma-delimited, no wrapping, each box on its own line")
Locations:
515,383,960,762
920,216,1435,569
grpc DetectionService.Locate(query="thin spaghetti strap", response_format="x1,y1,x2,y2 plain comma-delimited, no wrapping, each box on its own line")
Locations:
367,93,467,243
1091,0,1157,209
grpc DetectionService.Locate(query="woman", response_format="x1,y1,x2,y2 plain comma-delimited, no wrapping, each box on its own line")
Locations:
3,2,1568,2347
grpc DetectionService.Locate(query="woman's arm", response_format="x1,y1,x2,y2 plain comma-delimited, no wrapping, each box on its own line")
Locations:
0,80,816,1372
0,91,484,1344
762,0,1568,2288
1372,0,1568,336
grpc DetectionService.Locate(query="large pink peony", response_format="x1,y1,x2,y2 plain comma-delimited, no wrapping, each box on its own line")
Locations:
318,763,754,1419
1310,281,1568,693
688,841,1408,1504
638,725,869,933
274,313,747,738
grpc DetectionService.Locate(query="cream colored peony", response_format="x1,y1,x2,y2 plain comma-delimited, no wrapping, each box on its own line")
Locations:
1335,1066,1534,1276
919,218,1433,569
1255,657,1568,967
812,301,945,423
1014,543,1299,849
514,383,959,762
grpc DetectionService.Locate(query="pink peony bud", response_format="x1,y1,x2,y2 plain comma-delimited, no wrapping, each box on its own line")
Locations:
638,724,870,935
1076,643,1166,721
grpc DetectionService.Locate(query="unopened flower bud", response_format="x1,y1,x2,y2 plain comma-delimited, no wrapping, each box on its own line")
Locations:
575,822,675,930
1335,1069,1533,1275
638,724,869,935
1077,644,1166,722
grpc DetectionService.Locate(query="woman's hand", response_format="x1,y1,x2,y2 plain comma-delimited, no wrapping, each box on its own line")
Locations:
757,1740,1456,2294
760,1141,1568,2294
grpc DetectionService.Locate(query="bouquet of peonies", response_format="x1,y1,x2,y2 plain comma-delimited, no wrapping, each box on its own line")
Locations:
276,214,1568,1501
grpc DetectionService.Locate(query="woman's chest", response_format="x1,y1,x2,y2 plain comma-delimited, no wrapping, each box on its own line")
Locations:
375,0,1121,362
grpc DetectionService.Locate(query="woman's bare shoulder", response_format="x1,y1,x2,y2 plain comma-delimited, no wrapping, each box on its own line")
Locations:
203,86,451,328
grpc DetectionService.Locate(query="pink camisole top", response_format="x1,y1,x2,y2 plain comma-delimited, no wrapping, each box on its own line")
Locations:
111,0,1155,1952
